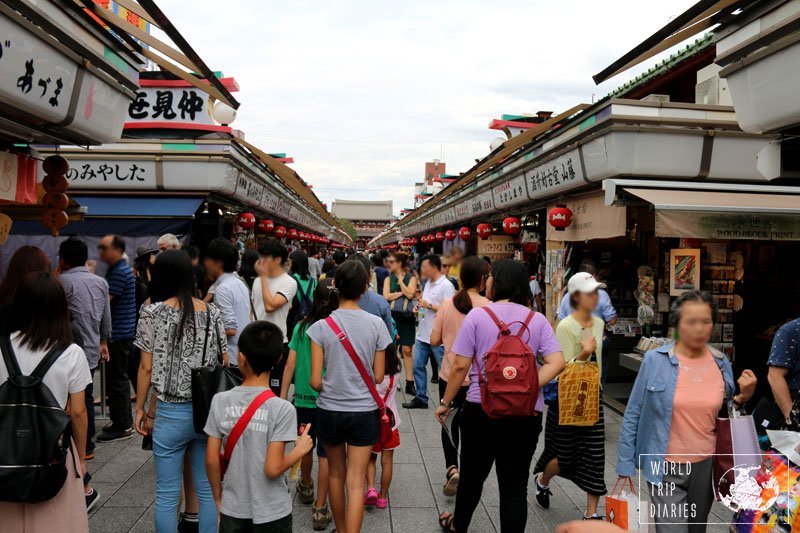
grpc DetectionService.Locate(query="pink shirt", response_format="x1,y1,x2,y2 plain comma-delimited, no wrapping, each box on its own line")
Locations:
666,351,725,463
451,302,562,409
432,293,491,385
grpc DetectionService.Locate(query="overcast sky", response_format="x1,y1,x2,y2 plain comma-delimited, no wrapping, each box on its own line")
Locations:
162,0,699,214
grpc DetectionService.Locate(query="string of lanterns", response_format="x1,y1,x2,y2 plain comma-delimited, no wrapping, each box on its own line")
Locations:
234,212,331,244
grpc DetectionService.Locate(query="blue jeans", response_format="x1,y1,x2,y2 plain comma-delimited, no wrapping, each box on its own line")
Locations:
413,340,444,403
153,401,217,533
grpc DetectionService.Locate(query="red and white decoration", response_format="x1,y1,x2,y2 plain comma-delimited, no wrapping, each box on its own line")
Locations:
477,223,493,240
502,216,522,236
435,231,445,243
274,226,287,238
548,205,573,231
236,212,256,230
445,229,456,241
458,227,473,241
258,219,275,234
287,228,298,240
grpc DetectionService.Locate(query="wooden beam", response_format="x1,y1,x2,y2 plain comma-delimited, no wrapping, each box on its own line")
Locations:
86,3,200,73
112,0,160,28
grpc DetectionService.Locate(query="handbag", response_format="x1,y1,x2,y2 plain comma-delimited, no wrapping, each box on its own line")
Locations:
191,305,243,433
389,274,417,319
557,359,600,426
324,317,396,446
220,389,275,477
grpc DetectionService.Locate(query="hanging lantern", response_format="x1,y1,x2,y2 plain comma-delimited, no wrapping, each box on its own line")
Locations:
445,229,456,241
258,219,275,234
458,227,472,241
42,155,69,175
42,191,69,211
502,216,522,236
522,241,539,255
435,231,445,243
548,205,573,231
274,226,287,238
42,209,69,237
410,237,418,245
476,223,493,240
0,212,13,245
237,212,256,230
287,228,298,240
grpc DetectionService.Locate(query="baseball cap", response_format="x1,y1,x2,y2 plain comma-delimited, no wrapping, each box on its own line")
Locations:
567,272,606,295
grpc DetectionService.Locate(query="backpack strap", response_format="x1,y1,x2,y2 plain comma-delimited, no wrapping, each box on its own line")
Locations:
0,336,21,378
324,317,385,410
482,307,510,335
224,389,275,466
30,344,67,380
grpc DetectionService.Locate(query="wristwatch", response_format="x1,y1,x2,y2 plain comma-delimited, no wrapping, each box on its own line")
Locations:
440,399,451,408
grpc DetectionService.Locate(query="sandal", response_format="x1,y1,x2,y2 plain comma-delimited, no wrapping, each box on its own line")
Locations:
365,487,378,507
439,512,455,532
443,466,459,497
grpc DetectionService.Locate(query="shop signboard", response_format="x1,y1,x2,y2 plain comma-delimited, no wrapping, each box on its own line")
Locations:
477,235,515,260
492,174,527,209
127,87,213,126
526,149,586,200
546,192,626,242
471,190,495,216
58,159,157,190
656,211,800,241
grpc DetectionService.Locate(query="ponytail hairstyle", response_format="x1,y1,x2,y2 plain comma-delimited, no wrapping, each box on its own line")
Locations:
299,278,340,335
384,343,402,376
452,256,489,315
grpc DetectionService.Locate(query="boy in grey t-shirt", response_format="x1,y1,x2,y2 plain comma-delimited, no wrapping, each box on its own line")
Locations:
205,321,313,532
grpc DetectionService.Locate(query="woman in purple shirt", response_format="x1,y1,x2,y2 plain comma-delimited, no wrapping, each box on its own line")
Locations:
435,259,565,532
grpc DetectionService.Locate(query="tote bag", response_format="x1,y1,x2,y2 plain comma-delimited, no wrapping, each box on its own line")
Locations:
713,408,762,503
557,360,600,426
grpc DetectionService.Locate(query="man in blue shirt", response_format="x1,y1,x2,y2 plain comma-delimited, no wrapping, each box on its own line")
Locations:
204,238,251,359
557,263,617,386
767,317,800,427
98,234,137,442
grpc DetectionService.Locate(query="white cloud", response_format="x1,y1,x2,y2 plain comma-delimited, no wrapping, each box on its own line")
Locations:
159,0,700,214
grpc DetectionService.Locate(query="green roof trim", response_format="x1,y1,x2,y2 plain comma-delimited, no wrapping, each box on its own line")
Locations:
606,33,714,99
162,143,197,151
501,114,528,121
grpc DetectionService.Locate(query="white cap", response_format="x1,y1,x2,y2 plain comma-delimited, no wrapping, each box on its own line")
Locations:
567,272,606,295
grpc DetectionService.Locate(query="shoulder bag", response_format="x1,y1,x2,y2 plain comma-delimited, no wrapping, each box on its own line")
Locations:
389,274,417,319
324,317,395,446
191,304,243,433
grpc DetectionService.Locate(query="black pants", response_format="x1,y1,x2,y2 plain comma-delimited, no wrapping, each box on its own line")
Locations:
454,401,543,533
85,367,96,453
107,339,133,429
438,380,468,470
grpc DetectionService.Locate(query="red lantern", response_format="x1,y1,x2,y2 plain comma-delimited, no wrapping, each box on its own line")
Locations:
257,219,275,233
426,234,435,243
435,231,445,243
458,227,472,241
237,212,256,229
548,205,573,231
522,241,539,254
298,231,306,240
502,216,522,236
445,229,456,241
476,223,492,240
287,228,298,240
410,237,418,245
274,226,286,238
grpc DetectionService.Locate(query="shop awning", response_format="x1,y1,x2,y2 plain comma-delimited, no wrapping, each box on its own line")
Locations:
74,196,204,218
621,187,800,241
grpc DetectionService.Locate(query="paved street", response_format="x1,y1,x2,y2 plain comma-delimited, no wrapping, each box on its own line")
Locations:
87,381,733,532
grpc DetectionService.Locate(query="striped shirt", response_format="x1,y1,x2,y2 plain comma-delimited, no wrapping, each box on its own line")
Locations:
106,259,137,340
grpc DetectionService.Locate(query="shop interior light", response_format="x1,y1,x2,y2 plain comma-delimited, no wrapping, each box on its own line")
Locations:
202,202,209,214
217,208,223,216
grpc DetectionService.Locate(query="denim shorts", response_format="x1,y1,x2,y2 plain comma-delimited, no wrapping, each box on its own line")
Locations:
296,406,326,458
316,408,380,447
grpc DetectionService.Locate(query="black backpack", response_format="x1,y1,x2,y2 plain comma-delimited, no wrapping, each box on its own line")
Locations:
0,336,75,502
287,278,315,341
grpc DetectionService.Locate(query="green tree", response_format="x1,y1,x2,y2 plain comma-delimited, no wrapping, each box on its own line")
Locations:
336,218,358,241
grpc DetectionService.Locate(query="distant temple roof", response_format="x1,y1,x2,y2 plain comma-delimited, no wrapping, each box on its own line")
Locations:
331,199,394,221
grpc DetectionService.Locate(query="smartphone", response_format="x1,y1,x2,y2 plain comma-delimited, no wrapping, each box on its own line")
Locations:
580,327,593,343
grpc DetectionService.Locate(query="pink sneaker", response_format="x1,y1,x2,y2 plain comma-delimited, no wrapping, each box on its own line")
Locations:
376,497,388,509
365,487,378,507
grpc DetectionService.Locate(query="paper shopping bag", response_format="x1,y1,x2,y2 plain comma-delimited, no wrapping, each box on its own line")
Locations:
606,478,641,531
713,411,762,502
557,360,599,426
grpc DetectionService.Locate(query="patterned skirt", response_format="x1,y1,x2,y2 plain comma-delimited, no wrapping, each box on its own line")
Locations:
534,400,607,496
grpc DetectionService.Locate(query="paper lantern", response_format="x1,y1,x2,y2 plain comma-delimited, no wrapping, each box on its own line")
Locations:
435,231,445,243
458,227,472,241
42,191,69,211
42,174,68,193
274,226,286,238
237,212,256,229
42,209,68,237
287,228,298,240
258,219,275,233
43,155,69,175
445,229,456,241
410,237,418,245
502,216,522,236
548,205,573,231
476,223,492,240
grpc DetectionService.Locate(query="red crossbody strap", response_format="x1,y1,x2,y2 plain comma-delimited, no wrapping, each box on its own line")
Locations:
224,389,275,465
383,374,394,403
324,317,385,410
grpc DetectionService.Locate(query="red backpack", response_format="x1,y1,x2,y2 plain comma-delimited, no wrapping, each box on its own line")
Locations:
479,307,539,418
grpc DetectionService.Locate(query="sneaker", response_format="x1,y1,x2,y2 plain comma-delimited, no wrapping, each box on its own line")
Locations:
365,487,378,507
583,514,603,520
85,488,100,512
296,479,315,505
312,503,332,531
178,513,199,533
402,398,428,409
96,426,134,443
534,474,552,509
404,380,416,396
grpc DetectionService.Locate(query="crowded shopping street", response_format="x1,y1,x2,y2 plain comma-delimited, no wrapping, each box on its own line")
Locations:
4,0,800,532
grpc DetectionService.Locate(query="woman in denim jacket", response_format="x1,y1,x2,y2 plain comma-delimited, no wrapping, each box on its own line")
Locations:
617,291,756,532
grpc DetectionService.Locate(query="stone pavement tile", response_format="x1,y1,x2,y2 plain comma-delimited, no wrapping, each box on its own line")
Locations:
485,504,549,532
91,457,150,483
393,438,423,463
89,505,147,533
361,508,393,532
410,419,444,448
391,506,444,533
88,482,123,515
390,463,438,508
128,505,155,533
91,438,137,464
105,459,155,507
